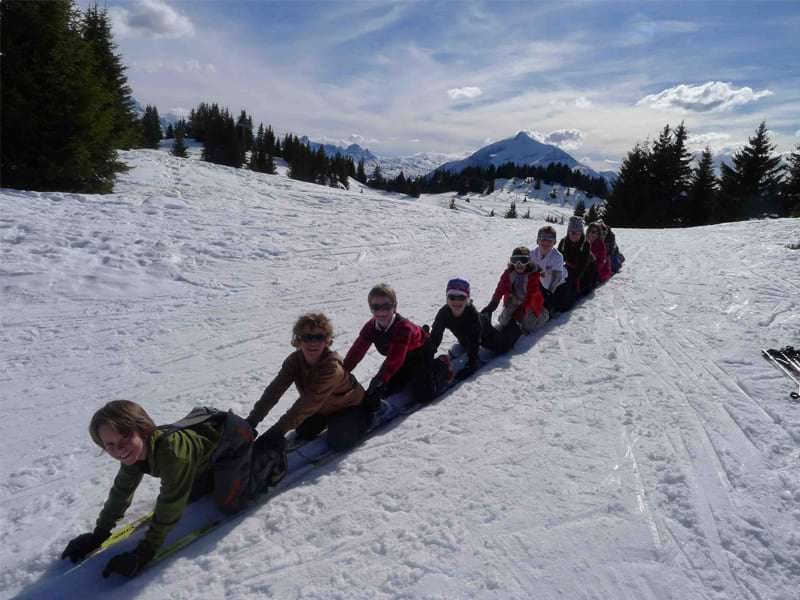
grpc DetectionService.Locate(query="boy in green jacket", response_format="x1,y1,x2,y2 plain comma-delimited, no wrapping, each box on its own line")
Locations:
61,400,282,578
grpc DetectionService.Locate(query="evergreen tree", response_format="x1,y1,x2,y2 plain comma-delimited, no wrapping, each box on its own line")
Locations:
719,121,784,219
505,201,518,219
781,144,800,217
574,199,586,217
586,203,599,223
81,5,139,149
171,124,188,158
687,147,716,225
486,178,495,194
356,159,367,184
1,0,123,192
370,164,385,187
165,123,175,139
603,143,650,227
141,105,162,148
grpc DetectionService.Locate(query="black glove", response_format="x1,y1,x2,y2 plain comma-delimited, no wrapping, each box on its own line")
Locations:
61,528,110,563
261,425,287,453
245,416,259,438
480,304,495,317
364,377,388,412
102,543,155,578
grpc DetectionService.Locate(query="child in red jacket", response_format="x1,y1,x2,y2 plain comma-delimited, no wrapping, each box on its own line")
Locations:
587,222,612,283
481,246,548,333
344,283,450,408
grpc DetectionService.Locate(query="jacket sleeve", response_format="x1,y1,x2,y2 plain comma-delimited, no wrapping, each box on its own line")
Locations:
343,322,372,373
428,307,447,354
379,321,414,382
141,436,200,552
274,359,339,433
484,273,507,312
465,309,482,368
525,271,545,317
246,355,296,427
95,464,145,534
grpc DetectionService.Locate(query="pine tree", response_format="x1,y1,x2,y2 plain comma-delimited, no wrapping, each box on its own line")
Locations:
781,144,800,217
603,143,650,226
586,203,599,223
687,147,716,225
505,201,518,219
719,121,784,219
356,159,367,184
171,124,188,158
81,5,139,149
141,105,162,148
165,123,175,139
574,199,586,217
1,0,123,192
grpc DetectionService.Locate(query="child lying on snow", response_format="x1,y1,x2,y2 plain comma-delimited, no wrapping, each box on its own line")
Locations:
344,283,452,409
428,278,483,381
587,222,612,283
61,400,285,577
530,225,571,315
246,312,370,453
558,216,598,303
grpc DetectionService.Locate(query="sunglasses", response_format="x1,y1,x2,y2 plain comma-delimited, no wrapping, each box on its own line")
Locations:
538,237,556,243
370,302,395,313
510,256,530,265
447,293,468,301
300,333,327,343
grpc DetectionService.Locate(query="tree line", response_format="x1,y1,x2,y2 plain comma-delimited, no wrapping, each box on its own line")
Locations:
366,161,608,200
604,121,799,227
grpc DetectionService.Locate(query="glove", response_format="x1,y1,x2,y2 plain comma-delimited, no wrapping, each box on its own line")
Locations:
261,425,287,453
61,528,110,563
363,377,388,412
102,543,155,578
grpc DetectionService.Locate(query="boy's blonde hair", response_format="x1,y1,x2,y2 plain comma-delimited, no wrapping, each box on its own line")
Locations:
367,283,397,306
89,400,157,449
291,312,334,348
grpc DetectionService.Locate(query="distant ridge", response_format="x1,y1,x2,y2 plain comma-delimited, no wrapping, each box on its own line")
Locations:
298,136,378,163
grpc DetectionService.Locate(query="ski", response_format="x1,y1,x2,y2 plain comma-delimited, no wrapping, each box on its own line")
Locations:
762,347,800,400
90,512,154,557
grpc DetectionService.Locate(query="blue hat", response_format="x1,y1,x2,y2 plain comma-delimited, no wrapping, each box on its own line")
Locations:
446,278,470,298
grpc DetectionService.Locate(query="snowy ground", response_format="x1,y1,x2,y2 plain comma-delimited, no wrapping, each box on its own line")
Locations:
1,149,799,599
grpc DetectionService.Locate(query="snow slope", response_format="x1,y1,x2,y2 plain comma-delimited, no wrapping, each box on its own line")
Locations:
1,150,799,600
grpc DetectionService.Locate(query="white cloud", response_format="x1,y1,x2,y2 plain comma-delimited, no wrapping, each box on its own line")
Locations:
636,81,773,113
130,59,214,74
796,130,800,137
604,159,620,164
447,87,483,101
521,129,584,149
109,0,194,39
575,96,593,109
687,132,732,146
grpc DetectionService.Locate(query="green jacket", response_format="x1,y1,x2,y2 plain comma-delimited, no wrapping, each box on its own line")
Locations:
95,423,222,552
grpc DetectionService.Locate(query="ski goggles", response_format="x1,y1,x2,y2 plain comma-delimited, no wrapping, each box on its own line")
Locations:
510,255,530,265
299,333,327,343
537,236,556,243
370,302,395,313
447,293,468,301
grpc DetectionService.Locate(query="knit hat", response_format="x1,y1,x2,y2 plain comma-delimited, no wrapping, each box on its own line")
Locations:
446,278,470,298
567,216,584,233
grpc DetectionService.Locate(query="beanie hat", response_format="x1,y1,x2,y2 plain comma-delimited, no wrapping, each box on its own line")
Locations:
567,216,584,233
446,278,470,298
511,245,530,259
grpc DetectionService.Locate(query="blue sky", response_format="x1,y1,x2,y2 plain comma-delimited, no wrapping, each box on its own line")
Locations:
94,0,799,167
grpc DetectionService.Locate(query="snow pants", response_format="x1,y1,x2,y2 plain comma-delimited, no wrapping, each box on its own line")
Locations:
497,299,549,333
383,343,452,406
294,404,373,452
479,313,521,353
542,283,576,314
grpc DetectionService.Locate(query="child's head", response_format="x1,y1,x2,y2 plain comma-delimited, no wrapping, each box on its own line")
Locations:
567,216,584,242
368,283,397,327
536,225,557,254
445,278,470,317
508,246,531,273
292,312,334,365
586,222,602,242
90,400,155,464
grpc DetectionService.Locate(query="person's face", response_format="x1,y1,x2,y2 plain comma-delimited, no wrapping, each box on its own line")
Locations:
369,295,396,328
568,230,582,243
537,236,556,253
587,228,599,242
447,293,468,317
298,326,331,365
511,257,529,273
98,424,147,465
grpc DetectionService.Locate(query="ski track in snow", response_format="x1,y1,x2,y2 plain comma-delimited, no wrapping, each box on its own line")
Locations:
1,149,799,599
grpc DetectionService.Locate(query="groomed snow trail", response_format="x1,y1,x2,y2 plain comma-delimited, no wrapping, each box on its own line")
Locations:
1,150,798,599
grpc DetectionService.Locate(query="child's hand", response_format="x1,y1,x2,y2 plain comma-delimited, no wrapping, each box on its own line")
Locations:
61,528,110,563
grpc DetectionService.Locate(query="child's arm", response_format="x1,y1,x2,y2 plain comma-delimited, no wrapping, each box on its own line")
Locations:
95,465,145,535
246,355,296,428
343,322,372,373
428,307,447,354
272,359,338,434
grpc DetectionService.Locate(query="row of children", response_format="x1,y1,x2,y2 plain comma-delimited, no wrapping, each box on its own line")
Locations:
60,216,623,578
